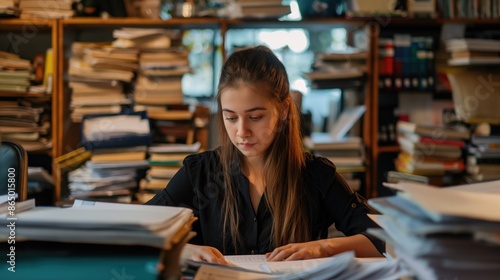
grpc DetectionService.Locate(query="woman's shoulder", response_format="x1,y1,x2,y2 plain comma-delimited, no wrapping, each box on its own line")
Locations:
304,152,337,173
184,149,221,166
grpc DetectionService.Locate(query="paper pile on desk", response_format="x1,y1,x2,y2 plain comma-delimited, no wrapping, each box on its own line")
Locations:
0,200,195,250
368,180,500,280
191,251,411,280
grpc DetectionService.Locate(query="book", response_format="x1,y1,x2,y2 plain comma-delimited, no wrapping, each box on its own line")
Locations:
397,121,470,140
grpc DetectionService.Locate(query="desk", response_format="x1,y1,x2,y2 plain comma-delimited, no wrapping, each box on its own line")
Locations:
0,241,182,280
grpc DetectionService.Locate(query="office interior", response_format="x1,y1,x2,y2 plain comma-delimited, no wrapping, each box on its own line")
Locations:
1,1,500,279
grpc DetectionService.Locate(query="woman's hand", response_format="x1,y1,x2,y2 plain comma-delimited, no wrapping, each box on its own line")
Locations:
265,240,334,261
265,235,383,261
182,244,229,264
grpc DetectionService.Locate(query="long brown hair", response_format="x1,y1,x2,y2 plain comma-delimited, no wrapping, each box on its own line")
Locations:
216,46,309,253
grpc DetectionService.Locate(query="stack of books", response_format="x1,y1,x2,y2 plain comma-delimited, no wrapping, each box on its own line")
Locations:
396,121,469,176
0,100,52,152
112,28,189,106
0,51,31,93
466,134,500,182
305,46,367,90
137,142,201,203
235,0,291,19
0,197,196,279
445,38,500,66
69,42,137,122
19,0,74,19
369,180,500,280
0,0,20,17
68,112,151,202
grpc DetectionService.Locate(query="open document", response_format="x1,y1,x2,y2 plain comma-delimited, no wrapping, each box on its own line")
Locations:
190,251,411,280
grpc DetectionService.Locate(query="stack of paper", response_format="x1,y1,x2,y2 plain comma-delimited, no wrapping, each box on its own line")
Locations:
0,200,195,250
368,180,500,280
190,251,411,279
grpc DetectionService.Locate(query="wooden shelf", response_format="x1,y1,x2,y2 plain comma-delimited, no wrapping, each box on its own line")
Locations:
61,17,221,28
0,91,51,98
377,146,400,153
0,18,56,29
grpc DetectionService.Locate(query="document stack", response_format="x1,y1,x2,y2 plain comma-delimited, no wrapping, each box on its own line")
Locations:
396,120,469,176
0,198,196,279
190,251,410,279
368,180,500,280
137,142,201,203
305,46,367,90
0,100,52,152
466,134,500,182
112,28,189,106
19,0,74,19
445,38,500,66
0,51,31,93
69,42,137,122
67,111,151,202
235,0,291,19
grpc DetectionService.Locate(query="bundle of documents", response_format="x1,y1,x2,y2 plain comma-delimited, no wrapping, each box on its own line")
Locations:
0,199,195,250
190,251,411,279
368,180,500,280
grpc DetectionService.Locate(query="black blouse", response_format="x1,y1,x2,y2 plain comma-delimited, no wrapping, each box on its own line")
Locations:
146,150,384,255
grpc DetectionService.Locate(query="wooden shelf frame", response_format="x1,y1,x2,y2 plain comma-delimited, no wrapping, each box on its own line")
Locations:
0,18,59,158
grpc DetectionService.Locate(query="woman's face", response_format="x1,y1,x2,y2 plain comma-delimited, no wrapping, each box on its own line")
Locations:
220,84,280,161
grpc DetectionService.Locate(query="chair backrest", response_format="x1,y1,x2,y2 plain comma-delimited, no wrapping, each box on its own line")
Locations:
0,140,28,201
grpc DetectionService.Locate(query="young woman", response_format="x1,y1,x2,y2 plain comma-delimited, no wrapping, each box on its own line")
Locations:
147,45,383,263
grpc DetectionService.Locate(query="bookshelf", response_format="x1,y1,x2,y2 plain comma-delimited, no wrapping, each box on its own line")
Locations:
368,18,500,197
0,19,58,158
2,15,499,203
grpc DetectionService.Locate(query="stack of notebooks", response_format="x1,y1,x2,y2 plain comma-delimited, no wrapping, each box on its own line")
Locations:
69,42,137,122
137,142,201,203
368,180,500,280
396,121,470,176
305,46,367,90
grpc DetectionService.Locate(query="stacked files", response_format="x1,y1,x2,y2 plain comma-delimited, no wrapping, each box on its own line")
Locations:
368,180,500,280
0,51,31,93
445,38,500,65
69,42,138,122
0,0,20,17
466,134,500,182
304,105,366,169
113,28,190,106
138,142,201,203
0,198,195,250
19,0,74,19
235,0,291,19
396,121,470,175
0,100,52,152
190,251,410,279
68,112,151,202
305,46,367,90
0,199,195,279
138,103,196,145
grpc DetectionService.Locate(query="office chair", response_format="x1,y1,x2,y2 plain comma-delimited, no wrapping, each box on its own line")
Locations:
0,140,28,201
